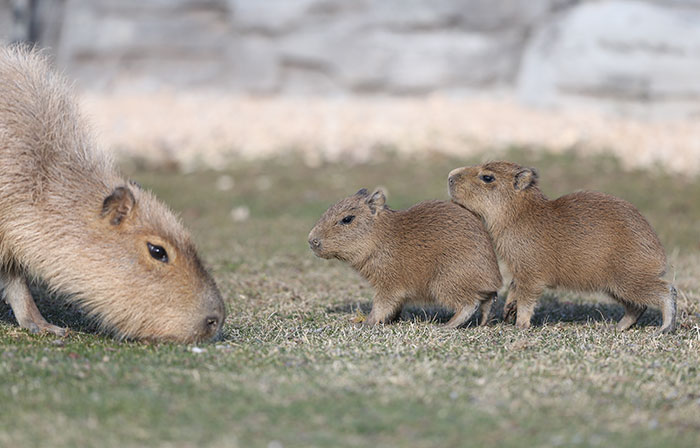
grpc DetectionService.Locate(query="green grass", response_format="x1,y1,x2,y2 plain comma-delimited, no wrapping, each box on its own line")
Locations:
1,150,699,447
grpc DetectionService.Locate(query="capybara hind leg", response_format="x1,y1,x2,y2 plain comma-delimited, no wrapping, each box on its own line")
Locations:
363,296,402,326
616,302,646,331
445,301,480,329
657,285,677,334
0,271,67,336
479,293,497,326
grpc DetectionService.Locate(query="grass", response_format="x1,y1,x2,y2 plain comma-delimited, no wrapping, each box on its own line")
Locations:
1,149,699,447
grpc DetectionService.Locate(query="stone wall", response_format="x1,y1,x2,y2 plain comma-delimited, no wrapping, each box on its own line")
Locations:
3,0,700,117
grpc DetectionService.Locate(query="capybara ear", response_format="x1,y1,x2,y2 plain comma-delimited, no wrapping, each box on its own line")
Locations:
366,188,386,213
514,168,538,191
101,186,136,225
355,188,369,197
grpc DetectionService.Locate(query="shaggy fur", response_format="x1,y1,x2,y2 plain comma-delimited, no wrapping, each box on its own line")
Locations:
448,161,676,333
308,188,502,327
0,46,225,342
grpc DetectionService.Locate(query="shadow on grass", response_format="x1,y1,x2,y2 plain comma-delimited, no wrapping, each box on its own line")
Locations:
326,301,482,326
0,283,99,335
326,295,663,328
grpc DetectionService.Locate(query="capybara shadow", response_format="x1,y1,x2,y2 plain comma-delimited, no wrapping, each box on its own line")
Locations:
0,283,98,335
326,301,483,327
326,295,663,329
494,295,662,328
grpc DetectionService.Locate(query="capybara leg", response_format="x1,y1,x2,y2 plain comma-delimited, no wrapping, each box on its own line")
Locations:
515,301,536,329
505,282,541,329
657,285,677,334
503,281,517,323
479,293,497,326
363,297,402,326
616,302,647,331
1,271,67,336
445,301,480,329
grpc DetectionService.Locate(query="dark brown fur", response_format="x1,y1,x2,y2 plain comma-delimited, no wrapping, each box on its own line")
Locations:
308,188,502,327
448,161,676,333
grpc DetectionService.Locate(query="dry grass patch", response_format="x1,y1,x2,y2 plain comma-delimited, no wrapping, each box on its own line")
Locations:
1,151,699,447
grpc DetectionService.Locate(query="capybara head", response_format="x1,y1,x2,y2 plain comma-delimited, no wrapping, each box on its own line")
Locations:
86,183,226,342
448,161,539,220
308,188,386,262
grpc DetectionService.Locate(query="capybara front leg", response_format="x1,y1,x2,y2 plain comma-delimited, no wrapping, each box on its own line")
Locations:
479,292,497,326
0,270,67,336
503,281,517,324
616,302,647,331
363,295,402,326
445,301,480,329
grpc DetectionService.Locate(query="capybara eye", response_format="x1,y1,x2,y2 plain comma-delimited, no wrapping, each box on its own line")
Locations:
340,215,355,225
480,174,495,183
147,242,169,263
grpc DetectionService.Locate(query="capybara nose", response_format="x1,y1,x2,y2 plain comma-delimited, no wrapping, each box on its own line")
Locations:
448,175,460,192
448,167,463,179
448,169,464,193
309,238,321,249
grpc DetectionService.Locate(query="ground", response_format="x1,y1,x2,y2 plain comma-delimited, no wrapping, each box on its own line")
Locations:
1,150,699,447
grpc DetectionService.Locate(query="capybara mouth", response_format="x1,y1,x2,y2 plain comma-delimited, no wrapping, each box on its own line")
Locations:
310,247,332,259
308,237,329,258
450,197,468,210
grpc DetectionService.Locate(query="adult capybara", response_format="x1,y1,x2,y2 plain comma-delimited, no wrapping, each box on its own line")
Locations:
0,46,225,342
448,161,675,333
308,188,502,327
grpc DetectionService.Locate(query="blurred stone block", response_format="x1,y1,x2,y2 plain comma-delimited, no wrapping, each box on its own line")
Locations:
517,0,700,117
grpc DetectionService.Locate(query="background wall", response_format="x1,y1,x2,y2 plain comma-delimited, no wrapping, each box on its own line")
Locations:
3,0,700,119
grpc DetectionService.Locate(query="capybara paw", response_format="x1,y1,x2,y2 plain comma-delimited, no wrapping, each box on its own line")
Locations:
515,319,531,330
503,302,517,324
360,319,377,327
26,322,68,337
42,324,68,337
654,325,676,336
615,320,633,331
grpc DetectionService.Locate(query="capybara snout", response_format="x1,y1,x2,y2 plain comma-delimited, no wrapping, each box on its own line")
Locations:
308,188,375,262
101,185,227,342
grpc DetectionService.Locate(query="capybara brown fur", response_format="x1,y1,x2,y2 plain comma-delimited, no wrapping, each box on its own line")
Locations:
0,46,225,342
308,188,502,327
448,161,676,333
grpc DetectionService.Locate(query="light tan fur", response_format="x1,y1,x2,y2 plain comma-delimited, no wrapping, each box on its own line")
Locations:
0,46,225,342
448,161,676,333
308,188,502,327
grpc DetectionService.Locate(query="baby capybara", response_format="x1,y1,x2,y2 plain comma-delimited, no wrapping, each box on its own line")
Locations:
308,188,502,327
448,161,676,333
